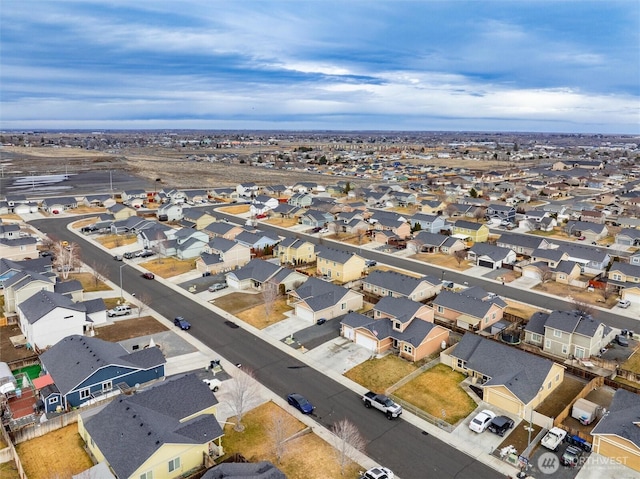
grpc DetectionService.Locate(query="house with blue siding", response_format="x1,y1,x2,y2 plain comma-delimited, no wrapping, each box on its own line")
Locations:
39,335,165,413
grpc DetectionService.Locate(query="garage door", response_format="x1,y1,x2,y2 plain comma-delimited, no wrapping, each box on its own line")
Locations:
523,268,540,279
622,291,640,304
296,307,315,322
355,333,377,351
479,260,494,269
226,277,241,289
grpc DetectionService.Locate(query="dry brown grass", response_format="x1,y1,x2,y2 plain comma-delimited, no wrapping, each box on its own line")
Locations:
71,218,99,229
141,257,196,277
0,461,20,479
369,265,422,278
621,345,640,373
504,299,546,319
344,355,417,393
264,217,299,228
66,272,111,292
411,252,471,270
73,206,106,214
94,233,138,249
395,363,477,424
235,297,293,329
223,401,361,479
532,282,616,308
218,204,250,214
214,291,266,315
94,316,168,342
15,425,93,479
325,233,372,246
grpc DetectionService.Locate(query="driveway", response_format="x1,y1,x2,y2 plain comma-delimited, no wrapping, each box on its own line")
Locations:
263,314,314,341
452,405,520,456
509,275,541,288
304,337,372,374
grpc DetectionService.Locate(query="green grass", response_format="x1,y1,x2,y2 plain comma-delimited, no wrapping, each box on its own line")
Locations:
12,364,42,381
344,355,417,393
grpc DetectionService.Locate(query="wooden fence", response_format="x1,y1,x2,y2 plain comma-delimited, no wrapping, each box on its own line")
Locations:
10,409,82,444
0,420,27,479
554,376,604,429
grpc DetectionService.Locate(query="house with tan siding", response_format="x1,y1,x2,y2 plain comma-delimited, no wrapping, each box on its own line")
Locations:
431,287,506,332
289,277,363,322
275,237,316,265
316,247,365,283
362,270,441,302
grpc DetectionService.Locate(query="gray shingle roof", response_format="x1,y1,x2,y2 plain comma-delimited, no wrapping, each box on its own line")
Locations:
497,233,547,250
294,277,351,312
469,243,513,261
432,289,503,317
364,270,427,297
19,290,86,323
375,296,425,323
591,388,640,448
203,461,286,479
54,280,83,296
83,373,221,479
609,261,640,278
316,246,358,264
524,311,548,335
229,258,280,282
451,333,555,404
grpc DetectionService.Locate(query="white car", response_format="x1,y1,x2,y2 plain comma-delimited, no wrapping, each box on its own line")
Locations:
469,409,496,433
203,378,222,392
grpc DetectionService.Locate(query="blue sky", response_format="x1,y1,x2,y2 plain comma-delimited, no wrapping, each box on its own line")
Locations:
1,1,638,133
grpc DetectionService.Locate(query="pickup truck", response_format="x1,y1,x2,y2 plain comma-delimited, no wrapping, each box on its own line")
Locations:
362,391,402,420
541,427,567,451
359,467,394,479
202,378,222,392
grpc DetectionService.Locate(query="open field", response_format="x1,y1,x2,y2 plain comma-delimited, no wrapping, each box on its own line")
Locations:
345,355,418,393
533,282,617,308
141,257,196,277
218,204,250,214
411,252,471,271
94,233,138,249
213,291,265,315
94,316,168,342
66,272,111,292
235,297,293,329
395,363,477,425
264,217,299,228
15,425,93,479
222,401,361,479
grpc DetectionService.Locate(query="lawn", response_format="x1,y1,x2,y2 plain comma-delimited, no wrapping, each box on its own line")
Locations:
66,272,111,292
94,233,138,249
235,297,293,329
503,299,545,320
532,282,617,308
621,346,640,373
264,217,299,228
410,253,471,271
218,204,250,215
394,364,477,425
94,316,168,342
496,421,542,457
141,257,196,278
213,292,265,315
0,461,20,479
344,355,418,393
222,401,361,479
15,425,93,479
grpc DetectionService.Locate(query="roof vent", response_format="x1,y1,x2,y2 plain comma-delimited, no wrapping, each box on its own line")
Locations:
155,440,160,445
147,432,152,436
126,407,129,410
140,423,144,427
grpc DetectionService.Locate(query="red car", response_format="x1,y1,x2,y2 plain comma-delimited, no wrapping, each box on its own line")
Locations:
142,272,155,280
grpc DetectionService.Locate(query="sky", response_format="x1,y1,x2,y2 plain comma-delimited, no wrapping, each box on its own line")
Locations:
1,1,639,134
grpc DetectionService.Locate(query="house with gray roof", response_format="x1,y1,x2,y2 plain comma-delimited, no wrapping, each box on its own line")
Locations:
362,270,441,302
40,334,166,414
608,261,640,304
196,237,251,274
204,221,244,240
409,213,446,234
0,256,53,289
341,298,448,362
615,228,640,247
432,287,506,332
445,333,565,418
556,243,611,274
79,373,221,479
496,233,551,257
3,269,56,314
591,389,640,473
0,235,38,261
203,462,286,479
234,230,281,251
316,246,366,283
54,279,84,302
524,310,614,359
0,222,20,240
467,243,516,269
225,258,306,292
408,231,465,254
17,290,88,349
565,220,608,243
289,277,363,322
40,196,78,214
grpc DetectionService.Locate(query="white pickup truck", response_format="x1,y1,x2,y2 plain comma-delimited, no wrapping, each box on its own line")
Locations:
541,427,567,451
202,378,222,392
360,467,394,479
362,391,403,420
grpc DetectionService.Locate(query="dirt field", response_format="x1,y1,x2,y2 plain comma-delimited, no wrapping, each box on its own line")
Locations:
213,291,265,315
535,376,586,417
0,324,38,363
94,316,169,342
533,282,617,308
142,257,196,278
264,217,299,228
94,233,138,249
411,253,471,270
235,297,293,329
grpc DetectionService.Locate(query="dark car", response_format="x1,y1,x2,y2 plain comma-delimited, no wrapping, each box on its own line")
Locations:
287,393,314,414
174,316,191,330
615,334,629,347
561,445,582,467
139,250,154,258
487,415,515,437
365,260,377,267
113,254,123,261
142,272,155,280
316,318,327,325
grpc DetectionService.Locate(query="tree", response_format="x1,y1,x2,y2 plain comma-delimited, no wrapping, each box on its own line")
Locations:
329,221,341,237
262,280,279,324
343,182,352,194
453,249,467,267
445,203,458,218
268,410,295,465
539,265,553,284
331,419,367,476
473,207,486,223
411,222,422,233
469,188,478,198
227,368,260,432
573,300,595,318
135,292,152,318
53,241,81,280
90,261,108,289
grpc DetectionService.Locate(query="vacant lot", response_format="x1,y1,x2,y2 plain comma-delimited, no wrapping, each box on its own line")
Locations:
94,233,137,249
15,425,93,479
66,272,111,292
142,257,196,277
532,282,617,308
235,297,293,329
503,299,546,319
218,204,250,215
223,401,361,479
264,217,299,228
94,316,168,342
395,363,477,425
411,253,471,271
345,355,417,393
213,291,265,315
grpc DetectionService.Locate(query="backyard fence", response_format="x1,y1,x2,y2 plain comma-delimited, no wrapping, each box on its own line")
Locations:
553,376,604,428
388,393,455,433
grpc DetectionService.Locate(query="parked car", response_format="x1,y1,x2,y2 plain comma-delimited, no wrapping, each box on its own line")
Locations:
123,252,135,259
107,305,132,317
142,272,155,280
316,317,327,325
617,299,631,309
365,259,377,267
174,316,191,330
208,282,228,292
577,236,586,241
469,410,496,433
287,393,314,414
202,378,222,392
561,445,582,467
113,254,123,261
139,250,154,258
487,415,515,437
615,334,629,347
359,467,394,479
40,251,54,258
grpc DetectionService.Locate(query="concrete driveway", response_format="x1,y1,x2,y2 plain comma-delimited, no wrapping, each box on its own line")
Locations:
263,314,314,341
304,337,372,374
509,275,541,288
452,406,520,456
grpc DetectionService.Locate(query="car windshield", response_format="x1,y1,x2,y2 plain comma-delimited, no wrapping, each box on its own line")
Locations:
382,398,394,407
298,397,309,406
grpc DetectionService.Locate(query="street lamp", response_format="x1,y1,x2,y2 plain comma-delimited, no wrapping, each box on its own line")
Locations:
119,264,125,302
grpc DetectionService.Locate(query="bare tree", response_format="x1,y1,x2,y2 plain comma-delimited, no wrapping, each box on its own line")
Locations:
90,261,108,289
268,410,295,465
453,249,467,267
135,292,152,317
473,207,486,223
262,279,280,324
601,282,615,301
355,228,368,247
539,265,553,284
331,419,367,476
227,368,260,432
573,300,595,317
329,221,341,237
445,203,458,218
53,242,81,280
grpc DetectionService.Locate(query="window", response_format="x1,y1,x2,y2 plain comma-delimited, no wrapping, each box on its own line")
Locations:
341,303,346,310
555,374,560,382
545,339,551,349
102,381,112,392
376,310,381,317
612,273,622,281
553,330,562,338
168,458,180,473
437,306,443,314
547,381,552,389
531,333,542,343
394,321,401,331
49,397,58,404
140,471,153,479
561,344,568,355
79,389,90,400
403,344,413,354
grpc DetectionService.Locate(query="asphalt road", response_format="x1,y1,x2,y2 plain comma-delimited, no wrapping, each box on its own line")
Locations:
31,217,503,479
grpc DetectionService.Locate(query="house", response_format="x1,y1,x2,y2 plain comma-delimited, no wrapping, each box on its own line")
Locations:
287,193,313,208
452,220,489,244
274,237,316,265
40,196,78,214
250,195,279,216
3,270,56,314
372,216,411,240
299,209,333,228
82,194,115,208
234,230,281,251
486,204,516,223
270,203,302,219
565,220,608,242
121,189,147,203
524,310,613,359
362,270,441,302
608,261,640,303
39,334,166,413
17,290,88,349
0,256,53,288
591,389,640,473
408,231,466,254
78,373,222,479
204,221,244,240
467,243,516,270
553,261,582,284
292,182,318,194
108,203,138,220
202,462,286,479
196,237,251,274
409,213,446,234
172,229,209,260
431,287,506,332
289,277,363,322
0,236,38,261
316,247,366,283
615,228,640,247
341,299,449,361
225,258,306,292
580,209,605,224
420,199,447,215
556,243,611,274
0,222,20,240
137,223,177,251
444,333,565,418
529,248,569,268
156,202,183,222
496,233,551,257
55,279,84,302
